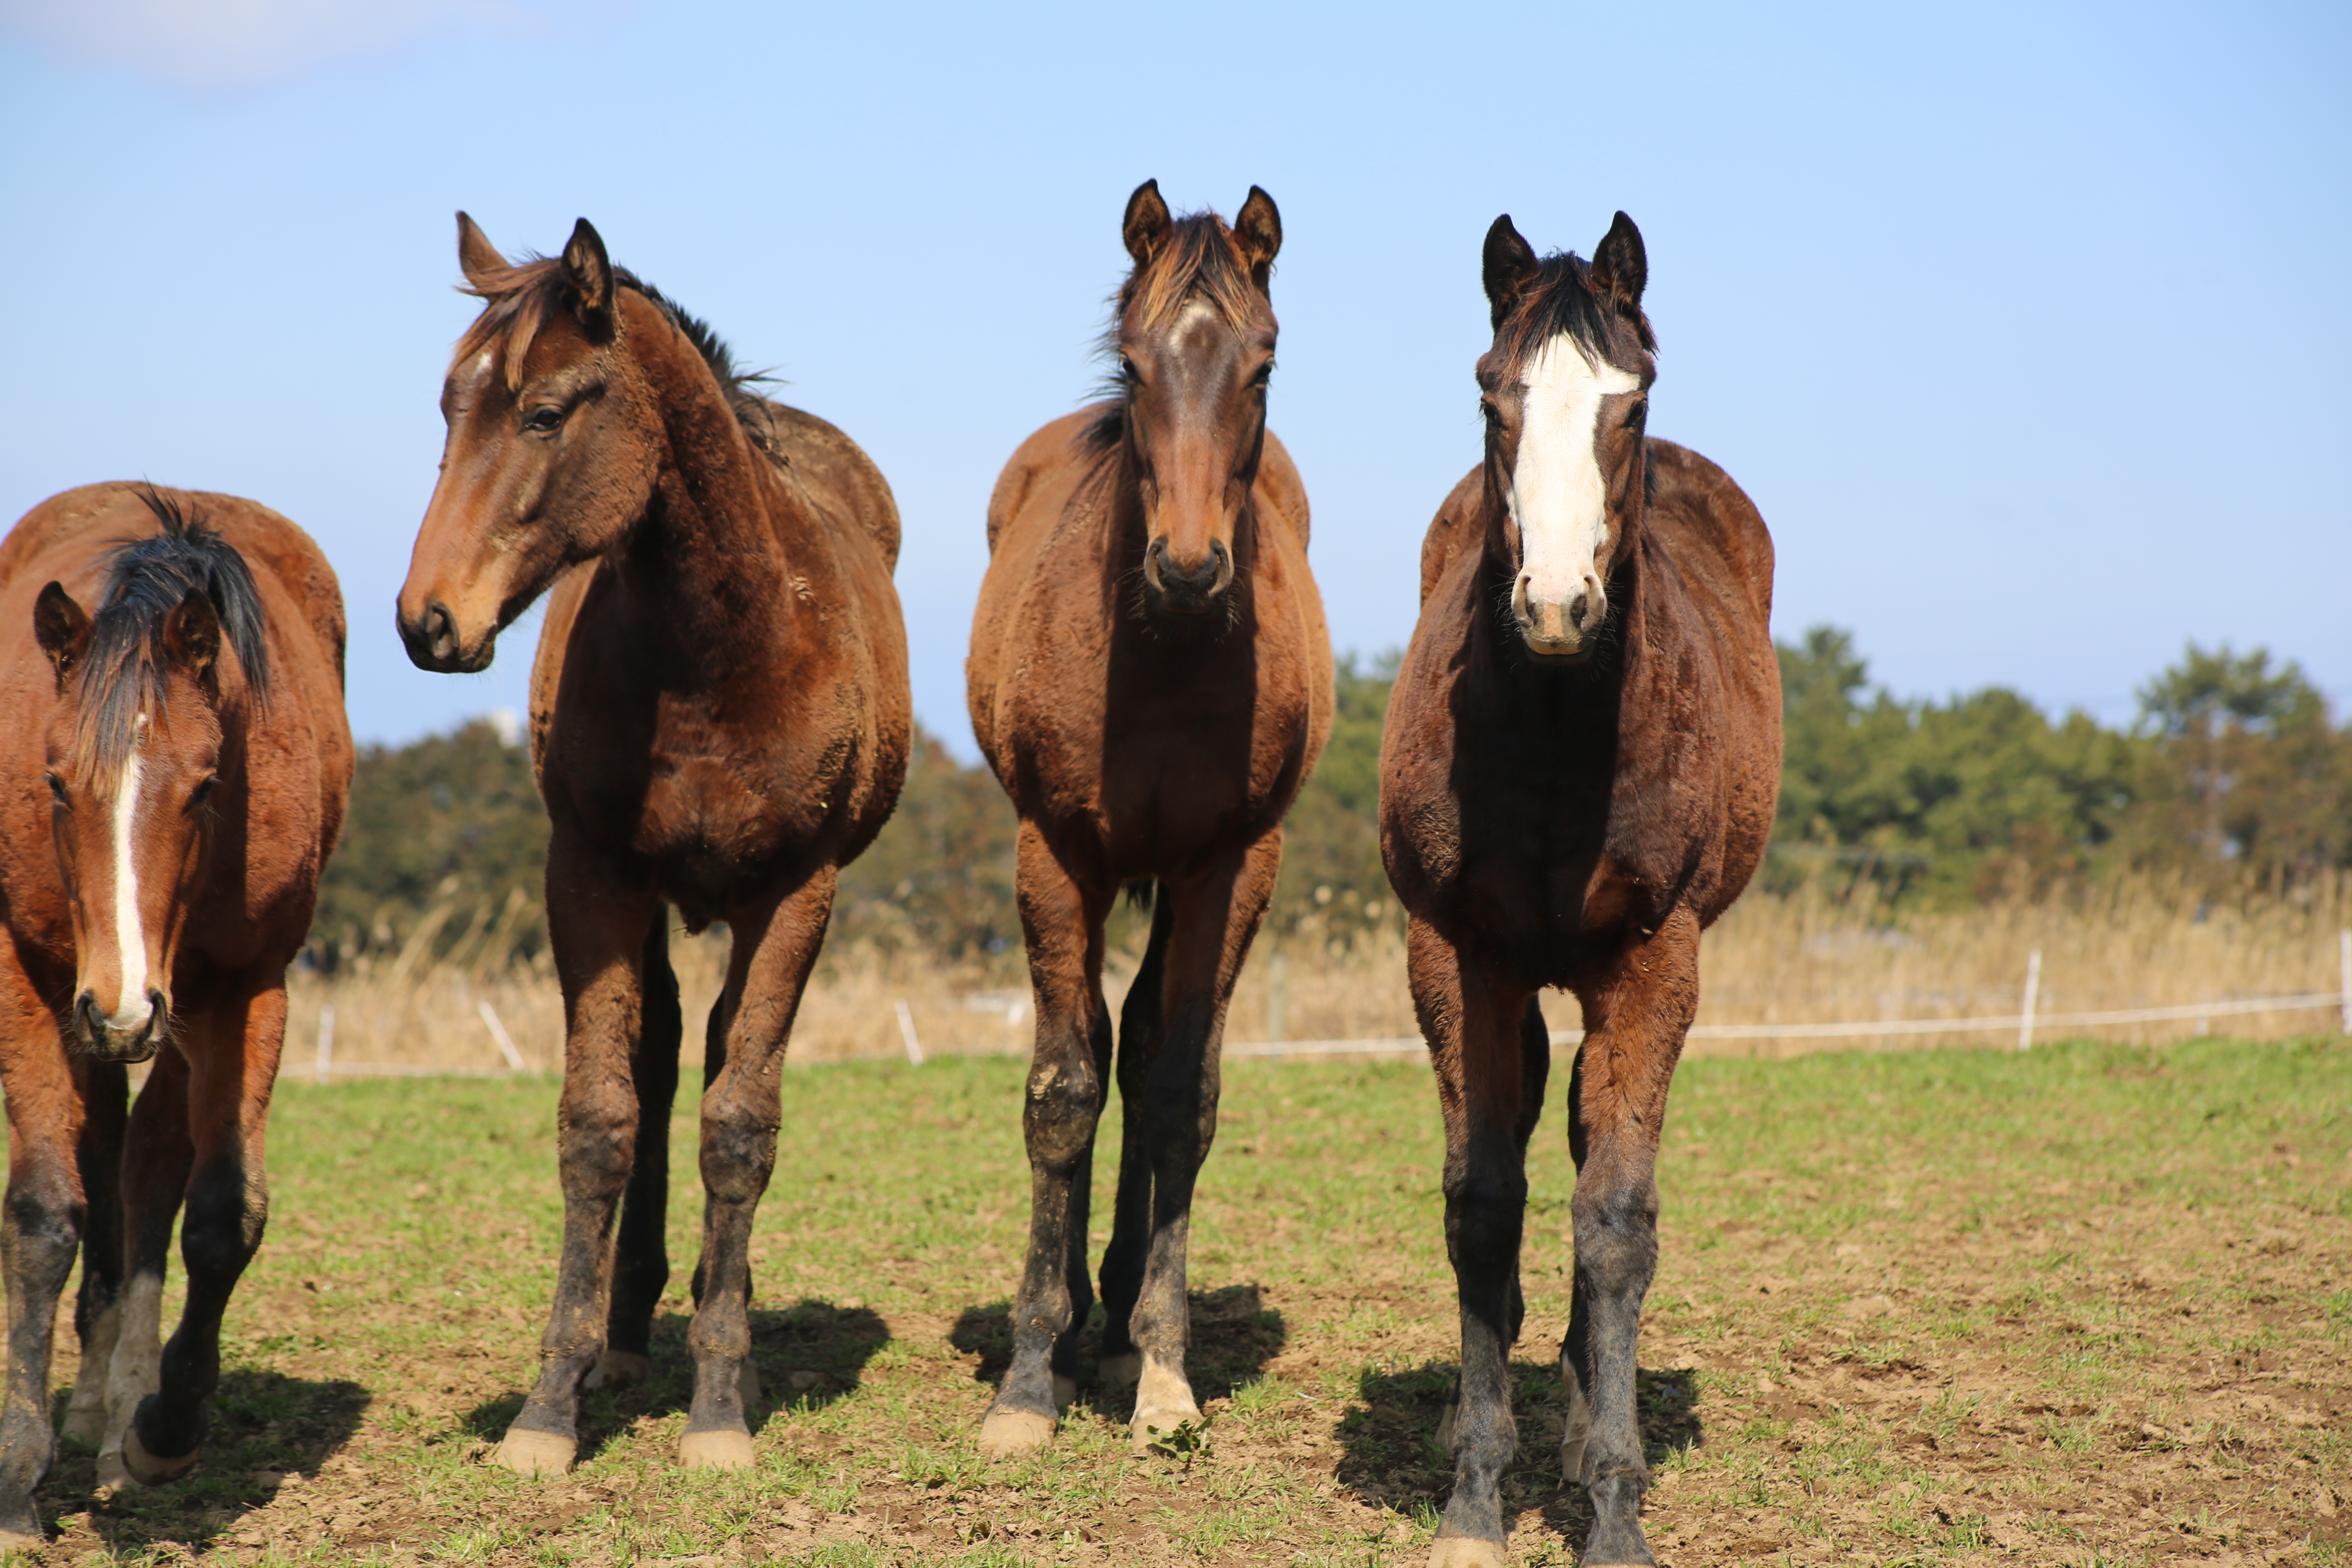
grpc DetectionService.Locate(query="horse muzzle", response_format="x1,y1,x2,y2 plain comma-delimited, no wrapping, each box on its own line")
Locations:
1143,536,1232,617
72,988,169,1064
397,600,498,674
1512,571,1604,662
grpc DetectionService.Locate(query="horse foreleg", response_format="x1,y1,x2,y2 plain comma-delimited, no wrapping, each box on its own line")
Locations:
1097,889,1174,1393
678,866,835,1470
497,846,657,1478
591,912,683,1393
981,825,1109,1457
0,965,90,1547
1121,832,1277,1452
1560,907,1698,1566
123,978,289,1488
63,1056,129,1450
95,1045,192,1490
1411,918,1536,1568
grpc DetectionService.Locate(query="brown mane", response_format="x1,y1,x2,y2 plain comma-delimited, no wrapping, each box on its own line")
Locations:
1488,250,1657,383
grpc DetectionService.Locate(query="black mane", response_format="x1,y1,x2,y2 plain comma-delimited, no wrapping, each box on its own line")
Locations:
1492,252,1656,379
74,489,270,785
624,272,782,457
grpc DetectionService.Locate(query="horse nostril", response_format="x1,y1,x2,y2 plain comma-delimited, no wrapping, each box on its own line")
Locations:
425,602,458,659
1567,593,1589,631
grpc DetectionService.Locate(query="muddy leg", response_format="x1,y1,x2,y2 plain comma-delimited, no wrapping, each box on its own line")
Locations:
1123,833,1277,1450
498,833,658,1477
1441,997,1550,1455
63,1059,129,1450
1558,909,1697,1566
1410,918,1535,1568
96,1048,193,1490
981,825,1110,1457
125,978,291,1487
0,961,90,1548
591,914,682,1392
1097,889,1174,1394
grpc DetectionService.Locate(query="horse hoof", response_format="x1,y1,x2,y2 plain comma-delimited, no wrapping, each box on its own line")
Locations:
1052,1374,1077,1409
122,1426,198,1486
60,1403,105,1448
93,1450,133,1494
1426,1537,1508,1568
738,1358,762,1411
1435,1401,1458,1451
1582,1517,1655,1565
1559,1436,1586,1483
494,1427,577,1477
586,1350,650,1390
978,1408,1055,1459
1129,1402,1204,1451
677,1428,755,1470
1098,1352,1141,1392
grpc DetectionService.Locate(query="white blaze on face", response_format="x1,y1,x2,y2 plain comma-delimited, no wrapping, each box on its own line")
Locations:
1508,334,1641,645
106,730,148,1031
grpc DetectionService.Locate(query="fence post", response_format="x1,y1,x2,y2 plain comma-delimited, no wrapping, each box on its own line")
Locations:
894,999,924,1066
2016,949,2042,1052
1267,952,1287,1049
2340,928,2350,1037
477,999,525,1072
314,1004,334,1087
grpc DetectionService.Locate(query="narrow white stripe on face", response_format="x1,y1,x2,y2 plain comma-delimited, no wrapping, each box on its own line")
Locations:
1508,334,1641,626
107,749,148,1031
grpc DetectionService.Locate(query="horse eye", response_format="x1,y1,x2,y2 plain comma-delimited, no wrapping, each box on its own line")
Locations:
43,772,65,804
522,405,566,434
191,775,217,808
1251,362,1274,387
1479,400,1501,425
1118,355,1139,384
1625,401,1647,428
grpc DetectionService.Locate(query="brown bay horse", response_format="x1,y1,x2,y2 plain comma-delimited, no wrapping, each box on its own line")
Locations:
1379,215,1780,1566
397,216,908,1475
0,485,350,1546
967,182,1332,1456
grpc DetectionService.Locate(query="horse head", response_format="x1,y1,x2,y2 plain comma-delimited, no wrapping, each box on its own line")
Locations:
31,503,268,1062
1476,211,1657,662
1111,181,1282,619
399,214,665,673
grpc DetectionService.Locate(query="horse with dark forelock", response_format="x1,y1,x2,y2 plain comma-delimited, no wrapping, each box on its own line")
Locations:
967,180,1332,1456
1379,213,1780,1566
0,484,350,1547
396,214,909,1477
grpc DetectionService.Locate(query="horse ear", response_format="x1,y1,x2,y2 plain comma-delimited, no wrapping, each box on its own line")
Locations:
163,588,220,682
1123,179,1172,267
1483,214,1540,332
456,211,505,288
560,218,615,339
1589,211,1647,312
1233,186,1282,292
33,582,90,689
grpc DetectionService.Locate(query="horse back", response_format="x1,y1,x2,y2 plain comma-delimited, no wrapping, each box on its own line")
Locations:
759,400,902,570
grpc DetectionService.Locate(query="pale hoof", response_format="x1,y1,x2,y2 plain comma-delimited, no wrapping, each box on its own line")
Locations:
122,1425,198,1486
1435,1401,1458,1451
1560,1435,1587,1484
494,1427,577,1477
1098,1352,1141,1392
738,1358,762,1411
1426,1538,1508,1568
60,1402,105,1449
586,1349,650,1390
677,1428,755,1470
978,1408,1055,1459
1052,1373,1077,1410
1130,1402,1204,1451
93,1450,133,1494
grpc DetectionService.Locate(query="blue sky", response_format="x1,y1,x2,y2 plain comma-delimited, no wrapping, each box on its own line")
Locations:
2,0,2345,753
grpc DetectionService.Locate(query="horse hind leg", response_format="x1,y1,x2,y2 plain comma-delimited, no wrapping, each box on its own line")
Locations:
1559,909,1699,1566
1097,887,1174,1396
590,913,683,1394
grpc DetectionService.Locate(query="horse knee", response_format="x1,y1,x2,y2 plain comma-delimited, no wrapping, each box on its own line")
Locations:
1570,1180,1658,1292
2,1180,84,1286
558,1098,640,1199
697,1102,779,1206
1442,1174,1528,1276
1022,1056,1101,1168
179,1167,265,1286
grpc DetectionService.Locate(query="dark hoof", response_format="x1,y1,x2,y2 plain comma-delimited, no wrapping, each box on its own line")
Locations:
1584,1472,1653,1563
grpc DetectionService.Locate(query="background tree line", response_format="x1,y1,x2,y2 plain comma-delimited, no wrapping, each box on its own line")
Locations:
311,634,2352,972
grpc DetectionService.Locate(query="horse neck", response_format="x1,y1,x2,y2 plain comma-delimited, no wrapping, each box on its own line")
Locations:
613,314,795,664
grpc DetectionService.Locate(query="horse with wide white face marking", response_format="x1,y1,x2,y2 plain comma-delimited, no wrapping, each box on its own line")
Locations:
1380,214,1781,1567
0,484,350,1547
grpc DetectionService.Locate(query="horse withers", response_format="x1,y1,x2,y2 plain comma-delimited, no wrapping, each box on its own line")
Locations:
398,216,908,1476
0,485,351,1547
967,181,1332,1456
1379,214,1780,1566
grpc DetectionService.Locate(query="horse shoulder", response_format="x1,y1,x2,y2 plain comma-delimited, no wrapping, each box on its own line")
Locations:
1419,466,1488,606
985,409,1101,556
969,410,1105,770
757,400,903,570
1254,431,1312,550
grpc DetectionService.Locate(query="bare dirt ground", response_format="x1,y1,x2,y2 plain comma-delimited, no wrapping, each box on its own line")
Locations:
7,1035,2347,1565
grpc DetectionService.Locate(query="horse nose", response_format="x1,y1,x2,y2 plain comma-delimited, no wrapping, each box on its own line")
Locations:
1147,537,1229,608
397,600,465,671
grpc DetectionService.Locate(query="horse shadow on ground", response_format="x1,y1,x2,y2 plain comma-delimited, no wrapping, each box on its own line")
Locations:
459,1298,891,1466
1335,1357,1702,1543
950,1283,1287,1419
37,1367,369,1556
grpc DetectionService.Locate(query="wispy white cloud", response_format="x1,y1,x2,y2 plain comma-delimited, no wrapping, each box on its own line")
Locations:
0,0,527,91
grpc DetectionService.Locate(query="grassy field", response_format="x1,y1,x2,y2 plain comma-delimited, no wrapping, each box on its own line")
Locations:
8,1033,2350,1565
